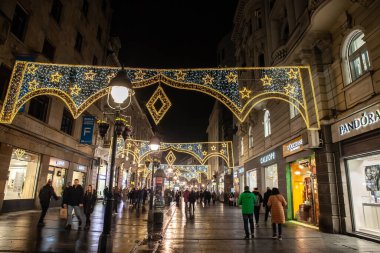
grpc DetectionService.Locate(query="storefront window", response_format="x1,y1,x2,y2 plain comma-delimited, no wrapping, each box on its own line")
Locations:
47,167,67,197
97,165,107,198
247,169,257,191
290,156,319,225
265,164,278,188
4,149,40,200
347,154,380,236
72,171,86,186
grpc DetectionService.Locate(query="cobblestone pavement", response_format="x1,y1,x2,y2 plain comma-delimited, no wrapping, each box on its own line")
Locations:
0,201,378,253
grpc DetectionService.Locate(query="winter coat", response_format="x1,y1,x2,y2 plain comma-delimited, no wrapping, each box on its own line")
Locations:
83,190,97,214
39,184,58,205
267,194,287,224
263,190,272,207
238,191,256,214
64,185,84,206
189,191,197,203
183,190,190,202
253,191,263,206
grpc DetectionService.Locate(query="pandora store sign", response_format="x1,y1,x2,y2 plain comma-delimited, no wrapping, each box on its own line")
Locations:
332,103,380,143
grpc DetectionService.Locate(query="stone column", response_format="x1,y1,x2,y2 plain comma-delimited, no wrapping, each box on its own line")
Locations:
0,143,13,211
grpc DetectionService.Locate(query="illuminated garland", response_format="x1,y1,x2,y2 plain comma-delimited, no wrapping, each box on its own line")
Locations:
123,139,234,168
0,61,320,130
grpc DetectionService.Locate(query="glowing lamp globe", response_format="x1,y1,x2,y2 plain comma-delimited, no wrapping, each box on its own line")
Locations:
108,69,132,104
149,135,160,151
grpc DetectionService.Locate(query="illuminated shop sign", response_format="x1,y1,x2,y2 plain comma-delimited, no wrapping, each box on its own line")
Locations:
339,110,380,135
283,136,304,157
331,103,380,143
260,152,275,164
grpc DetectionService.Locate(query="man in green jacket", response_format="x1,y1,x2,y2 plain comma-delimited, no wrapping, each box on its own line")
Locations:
238,186,257,239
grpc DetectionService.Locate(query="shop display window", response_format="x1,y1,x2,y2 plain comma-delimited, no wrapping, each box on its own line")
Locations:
290,156,319,225
247,169,257,191
47,167,67,196
5,149,40,200
72,171,86,186
265,164,278,189
347,154,380,236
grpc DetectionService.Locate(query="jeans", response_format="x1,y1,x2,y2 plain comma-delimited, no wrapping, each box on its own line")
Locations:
243,214,254,236
264,206,271,222
272,223,282,236
38,202,49,223
254,206,260,224
67,205,82,226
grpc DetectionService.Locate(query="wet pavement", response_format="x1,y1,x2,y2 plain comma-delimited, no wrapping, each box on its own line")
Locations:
0,201,378,252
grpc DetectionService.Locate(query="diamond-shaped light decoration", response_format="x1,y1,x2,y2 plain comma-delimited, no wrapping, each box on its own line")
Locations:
165,151,176,166
146,86,172,125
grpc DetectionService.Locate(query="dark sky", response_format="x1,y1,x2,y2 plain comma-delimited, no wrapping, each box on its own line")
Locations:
111,0,237,142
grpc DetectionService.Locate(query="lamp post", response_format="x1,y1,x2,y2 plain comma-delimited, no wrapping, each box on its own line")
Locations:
98,69,133,253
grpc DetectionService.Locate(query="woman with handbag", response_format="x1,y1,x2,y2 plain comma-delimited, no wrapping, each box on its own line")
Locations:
267,187,287,240
83,185,97,230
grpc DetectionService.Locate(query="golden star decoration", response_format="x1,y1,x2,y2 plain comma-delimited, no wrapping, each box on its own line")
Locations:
84,70,96,81
69,84,81,96
211,145,216,151
287,69,299,79
202,151,208,156
134,70,145,80
28,80,39,91
239,87,252,99
220,149,225,155
260,75,273,86
284,84,295,96
126,143,132,148
188,146,193,150
106,73,116,83
202,74,214,85
50,72,63,83
222,143,227,148
174,71,186,81
197,144,202,150
225,72,238,83
27,65,38,75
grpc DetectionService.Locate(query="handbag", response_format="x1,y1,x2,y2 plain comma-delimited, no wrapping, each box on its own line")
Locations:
59,207,67,219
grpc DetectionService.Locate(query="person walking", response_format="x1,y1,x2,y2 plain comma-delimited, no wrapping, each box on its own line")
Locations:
238,186,257,239
38,179,58,226
211,191,217,205
263,187,272,223
267,187,287,240
83,185,97,230
142,187,148,205
253,187,263,226
183,188,190,209
103,186,109,205
64,179,84,230
189,189,197,214
113,187,121,213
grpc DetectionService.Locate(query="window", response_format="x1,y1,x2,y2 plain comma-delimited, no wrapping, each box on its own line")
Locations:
51,0,63,24
28,95,49,122
248,126,253,148
347,31,371,82
82,0,89,17
255,9,263,29
5,149,40,200
92,55,98,65
240,137,244,156
0,64,12,101
290,104,300,119
10,5,28,41
42,39,55,61
264,110,271,137
75,32,83,52
96,26,102,42
60,108,74,135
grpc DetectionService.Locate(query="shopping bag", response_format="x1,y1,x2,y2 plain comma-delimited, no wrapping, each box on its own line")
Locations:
60,207,67,219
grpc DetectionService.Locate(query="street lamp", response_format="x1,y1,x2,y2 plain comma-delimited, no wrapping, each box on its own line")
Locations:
98,69,133,253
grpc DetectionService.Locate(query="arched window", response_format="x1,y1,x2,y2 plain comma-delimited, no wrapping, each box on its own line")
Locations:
240,137,244,156
290,104,300,119
264,110,271,137
342,30,371,84
248,126,253,148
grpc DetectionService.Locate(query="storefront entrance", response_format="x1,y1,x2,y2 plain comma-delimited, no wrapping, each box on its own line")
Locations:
346,153,380,237
246,169,257,191
289,155,319,225
47,167,67,197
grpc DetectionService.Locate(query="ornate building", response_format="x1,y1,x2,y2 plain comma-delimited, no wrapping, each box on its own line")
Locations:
232,0,380,238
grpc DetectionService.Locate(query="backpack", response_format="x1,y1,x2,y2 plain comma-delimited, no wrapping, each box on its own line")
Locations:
254,194,261,206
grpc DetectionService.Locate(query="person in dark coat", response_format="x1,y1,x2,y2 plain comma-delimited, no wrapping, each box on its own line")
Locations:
211,191,217,204
263,187,272,223
38,180,58,226
63,179,84,230
103,186,109,205
142,187,148,205
61,182,71,208
189,190,197,214
253,187,263,226
83,185,97,230
113,187,121,213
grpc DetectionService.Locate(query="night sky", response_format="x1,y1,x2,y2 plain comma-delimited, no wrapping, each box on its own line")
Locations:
111,0,237,142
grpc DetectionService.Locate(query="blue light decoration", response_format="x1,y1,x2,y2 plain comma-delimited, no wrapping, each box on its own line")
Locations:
0,61,320,130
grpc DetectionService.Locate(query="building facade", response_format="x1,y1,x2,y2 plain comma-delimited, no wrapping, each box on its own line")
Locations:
232,0,380,239
0,0,153,212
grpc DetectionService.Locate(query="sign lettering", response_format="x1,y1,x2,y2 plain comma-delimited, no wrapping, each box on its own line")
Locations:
260,152,275,164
